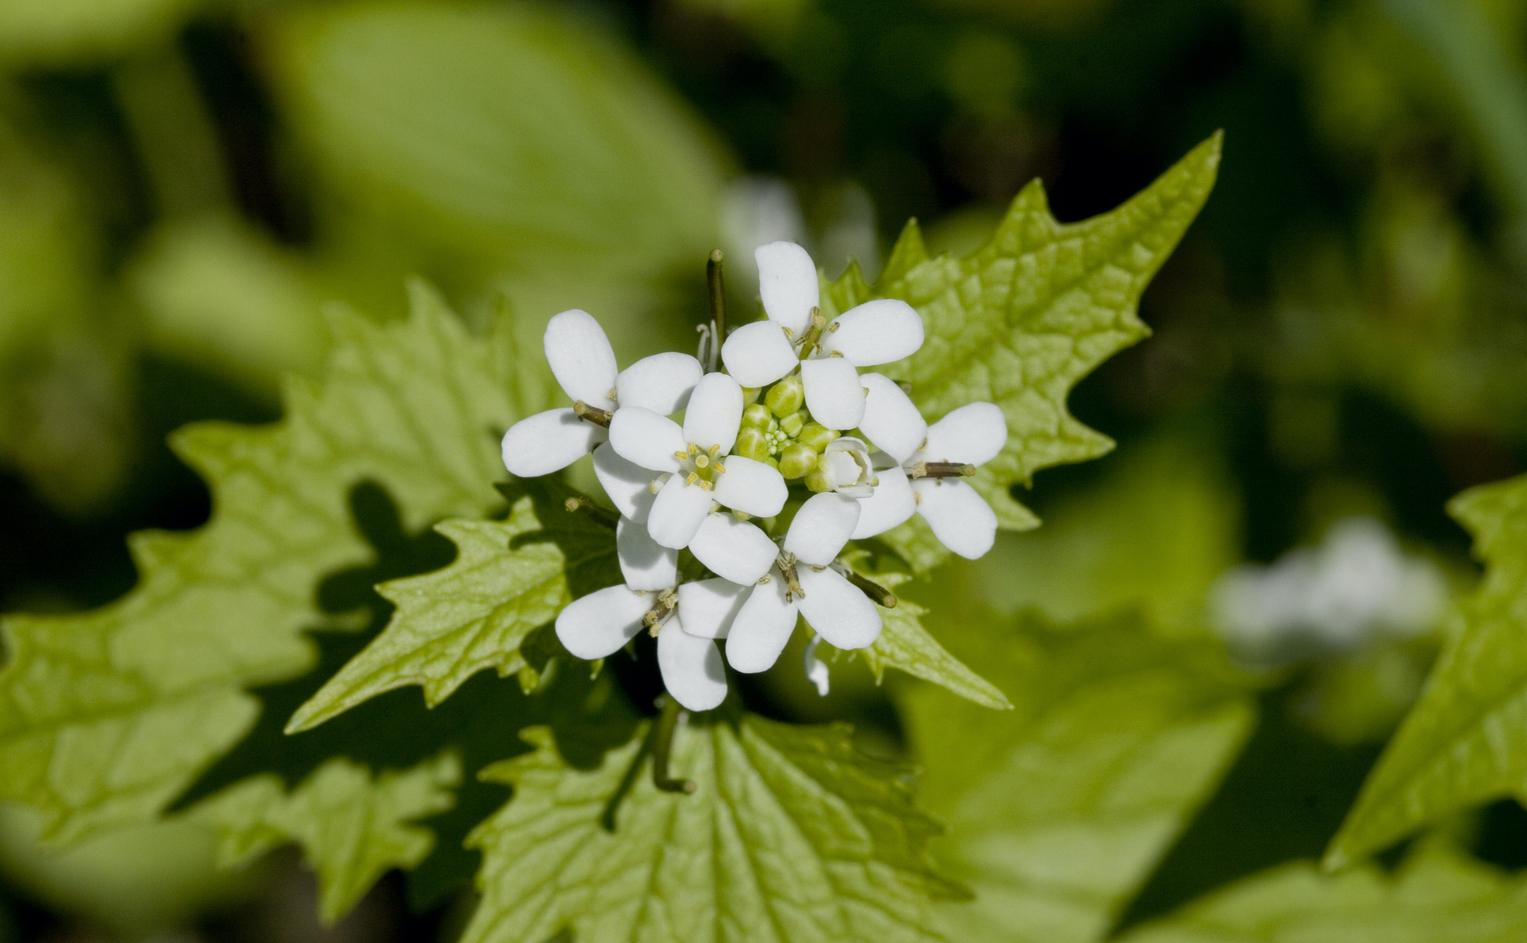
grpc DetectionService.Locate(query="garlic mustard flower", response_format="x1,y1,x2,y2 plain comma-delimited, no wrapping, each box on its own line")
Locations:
501,309,701,478
609,373,788,554
555,518,748,711
720,242,924,430
853,374,1008,560
726,493,881,674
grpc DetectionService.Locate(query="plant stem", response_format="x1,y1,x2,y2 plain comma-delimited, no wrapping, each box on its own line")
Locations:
651,697,697,795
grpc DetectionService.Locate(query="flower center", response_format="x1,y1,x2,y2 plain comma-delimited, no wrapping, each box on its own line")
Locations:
674,443,725,490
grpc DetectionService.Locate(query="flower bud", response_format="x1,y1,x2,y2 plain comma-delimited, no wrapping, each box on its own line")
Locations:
804,467,833,493
816,437,875,497
796,421,837,452
779,410,806,438
742,403,772,431
741,386,762,406
778,443,817,480
765,375,804,417
735,427,769,462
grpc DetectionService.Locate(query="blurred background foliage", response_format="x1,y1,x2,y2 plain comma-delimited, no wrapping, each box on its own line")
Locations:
2,0,1527,940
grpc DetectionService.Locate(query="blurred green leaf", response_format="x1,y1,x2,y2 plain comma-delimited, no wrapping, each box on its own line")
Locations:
127,214,329,398
827,135,1221,571
0,806,243,935
1328,473,1527,866
288,482,619,733
939,432,1239,629
461,711,962,943
0,0,203,67
262,2,728,294
1119,844,1527,943
0,285,525,843
903,612,1253,942
193,752,460,924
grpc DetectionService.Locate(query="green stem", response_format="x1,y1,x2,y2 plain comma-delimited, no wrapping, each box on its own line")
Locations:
707,249,727,342
651,697,696,795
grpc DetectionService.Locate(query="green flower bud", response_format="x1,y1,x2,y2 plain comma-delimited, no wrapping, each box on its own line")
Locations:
765,375,804,417
778,410,806,437
778,443,817,480
735,427,769,461
741,386,762,406
742,403,772,431
797,421,838,452
804,466,833,493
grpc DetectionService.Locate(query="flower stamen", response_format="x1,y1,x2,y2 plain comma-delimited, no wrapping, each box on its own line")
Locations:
572,400,614,428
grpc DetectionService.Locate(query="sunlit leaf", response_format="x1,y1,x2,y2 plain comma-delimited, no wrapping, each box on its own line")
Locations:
0,285,523,843
827,135,1221,571
288,483,619,733
461,711,963,943
1328,473,1527,866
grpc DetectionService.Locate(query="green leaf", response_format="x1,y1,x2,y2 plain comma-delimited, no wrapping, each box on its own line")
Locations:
1118,845,1527,943
288,483,619,732
1327,473,1527,866
902,612,1253,943
828,135,1221,571
0,0,200,66
263,2,725,288
0,285,522,843
193,753,460,924
461,711,962,943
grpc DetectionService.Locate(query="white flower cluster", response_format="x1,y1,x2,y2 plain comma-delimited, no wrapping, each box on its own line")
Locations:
501,242,1008,710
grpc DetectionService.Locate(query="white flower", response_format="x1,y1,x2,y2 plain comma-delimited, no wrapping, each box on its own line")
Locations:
812,436,876,497
554,517,749,711
501,309,702,478
851,374,1007,560
726,493,882,674
609,373,788,582
720,241,924,431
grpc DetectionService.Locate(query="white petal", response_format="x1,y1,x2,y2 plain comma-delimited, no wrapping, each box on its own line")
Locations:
913,479,998,559
616,352,702,415
721,321,798,388
617,517,677,592
796,566,880,650
851,465,917,539
658,623,727,711
858,374,927,464
544,309,617,409
784,492,860,566
555,584,648,660
683,373,743,454
820,299,924,366
609,407,685,474
646,476,713,549
689,513,777,585
592,442,654,521
755,241,818,334
803,636,830,696
725,579,798,673
713,455,787,517
923,402,1007,466
676,578,749,639
800,357,865,430
501,408,602,477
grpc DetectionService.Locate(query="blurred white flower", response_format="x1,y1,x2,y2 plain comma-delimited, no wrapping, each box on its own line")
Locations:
1211,518,1447,665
